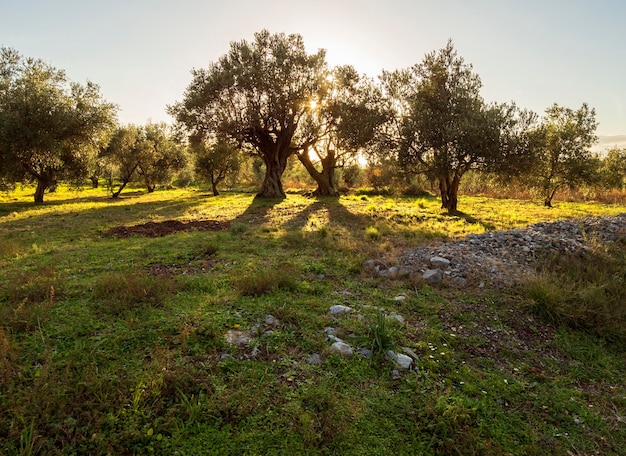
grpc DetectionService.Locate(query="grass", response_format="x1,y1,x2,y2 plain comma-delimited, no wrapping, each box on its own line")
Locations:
0,184,625,454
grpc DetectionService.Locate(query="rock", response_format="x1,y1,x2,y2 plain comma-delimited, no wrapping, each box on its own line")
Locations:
323,327,337,336
362,259,387,273
249,346,261,358
423,269,443,285
398,214,626,289
393,295,407,302
329,305,352,315
430,256,451,269
390,369,401,380
306,354,322,365
329,341,353,357
263,315,279,327
379,266,413,279
220,353,235,360
388,313,405,323
401,346,420,362
224,330,252,346
327,334,344,343
387,350,413,369
355,347,373,358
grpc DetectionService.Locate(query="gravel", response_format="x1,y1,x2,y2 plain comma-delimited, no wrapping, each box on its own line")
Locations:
398,213,626,288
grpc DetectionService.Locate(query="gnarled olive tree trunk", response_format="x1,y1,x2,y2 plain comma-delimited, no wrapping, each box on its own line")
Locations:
297,149,339,197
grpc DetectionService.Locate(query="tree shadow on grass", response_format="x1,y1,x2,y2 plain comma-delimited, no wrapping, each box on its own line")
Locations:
443,210,496,231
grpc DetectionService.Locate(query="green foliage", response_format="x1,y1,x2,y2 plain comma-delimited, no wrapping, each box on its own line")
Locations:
366,312,395,354
193,138,241,196
232,262,299,297
0,47,116,203
101,123,187,197
170,29,329,198
379,40,535,212
1,188,626,454
599,147,626,189
525,103,598,207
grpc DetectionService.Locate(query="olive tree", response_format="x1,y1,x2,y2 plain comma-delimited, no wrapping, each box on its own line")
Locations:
192,137,241,196
0,47,116,202
529,103,598,207
380,41,534,212
296,65,387,196
169,30,328,198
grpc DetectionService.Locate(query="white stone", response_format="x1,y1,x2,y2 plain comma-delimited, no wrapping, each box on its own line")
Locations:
386,350,413,369
329,305,352,315
329,341,353,357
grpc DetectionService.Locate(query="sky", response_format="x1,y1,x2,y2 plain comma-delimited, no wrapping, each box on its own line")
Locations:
2,0,625,150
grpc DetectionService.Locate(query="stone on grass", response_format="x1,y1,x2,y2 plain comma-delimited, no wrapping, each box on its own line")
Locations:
330,341,353,357
306,354,322,365
388,313,405,323
386,350,413,369
224,330,252,346
362,259,387,273
263,315,279,327
329,305,352,315
423,269,443,285
356,348,373,358
393,295,407,302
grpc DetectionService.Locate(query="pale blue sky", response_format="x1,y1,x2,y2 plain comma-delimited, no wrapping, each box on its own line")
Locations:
1,0,625,142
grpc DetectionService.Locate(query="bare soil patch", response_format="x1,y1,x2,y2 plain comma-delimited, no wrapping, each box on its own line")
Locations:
104,219,230,238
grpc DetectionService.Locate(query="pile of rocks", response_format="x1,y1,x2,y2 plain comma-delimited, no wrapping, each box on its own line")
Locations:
367,214,626,289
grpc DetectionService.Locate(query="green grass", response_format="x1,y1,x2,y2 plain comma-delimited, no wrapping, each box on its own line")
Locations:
1,185,625,454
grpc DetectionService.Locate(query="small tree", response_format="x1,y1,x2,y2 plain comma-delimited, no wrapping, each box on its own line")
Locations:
529,103,598,207
0,47,116,202
193,137,241,196
137,123,187,192
101,125,145,198
599,147,626,189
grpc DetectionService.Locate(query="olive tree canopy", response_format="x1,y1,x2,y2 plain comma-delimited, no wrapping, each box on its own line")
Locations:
169,30,328,198
0,47,116,203
381,41,535,212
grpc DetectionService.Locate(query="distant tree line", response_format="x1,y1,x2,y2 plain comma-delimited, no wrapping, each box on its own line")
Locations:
1,33,624,207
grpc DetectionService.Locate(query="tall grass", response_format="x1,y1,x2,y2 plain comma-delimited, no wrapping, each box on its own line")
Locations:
526,238,626,342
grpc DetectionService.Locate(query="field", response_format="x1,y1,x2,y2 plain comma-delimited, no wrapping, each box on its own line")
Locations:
1,186,625,455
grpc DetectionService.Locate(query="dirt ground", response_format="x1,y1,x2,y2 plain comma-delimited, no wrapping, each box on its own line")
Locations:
104,219,230,238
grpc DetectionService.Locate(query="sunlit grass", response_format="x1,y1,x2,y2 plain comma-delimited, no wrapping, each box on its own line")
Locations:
1,186,625,454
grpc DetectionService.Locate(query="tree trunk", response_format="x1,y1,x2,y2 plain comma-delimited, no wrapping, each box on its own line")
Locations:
211,180,220,196
90,176,99,188
297,149,339,197
147,184,156,193
438,174,461,213
257,156,287,198
34,178,47,204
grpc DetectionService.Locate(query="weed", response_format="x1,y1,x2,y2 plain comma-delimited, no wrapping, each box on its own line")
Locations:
0,238,22,258
363,312,396,356
232,262,299,297
365,226,381,240
229,222,248,235
93,269,180,314
526,241,626,341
